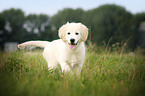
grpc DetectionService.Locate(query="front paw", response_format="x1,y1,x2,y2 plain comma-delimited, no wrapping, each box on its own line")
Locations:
62,65,71,73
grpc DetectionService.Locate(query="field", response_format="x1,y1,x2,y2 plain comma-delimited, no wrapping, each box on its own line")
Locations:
0,45,145,96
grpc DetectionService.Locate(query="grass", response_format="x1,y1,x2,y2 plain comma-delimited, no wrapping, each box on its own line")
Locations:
0,46,145,96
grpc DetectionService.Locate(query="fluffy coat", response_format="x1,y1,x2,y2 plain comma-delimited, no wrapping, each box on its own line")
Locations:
18,22,88,75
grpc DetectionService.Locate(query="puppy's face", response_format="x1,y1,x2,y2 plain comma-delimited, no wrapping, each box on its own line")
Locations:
59,22,88,50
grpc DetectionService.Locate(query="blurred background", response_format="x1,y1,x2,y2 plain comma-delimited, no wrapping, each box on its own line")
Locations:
0,0,145,52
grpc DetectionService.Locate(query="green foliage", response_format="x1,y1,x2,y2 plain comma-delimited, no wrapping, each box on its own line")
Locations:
0,48,145,96
1,4,145,50
132,13,145,47
51,8,85,36
51,8,85,26
3,57,24,72
0,8,25,42
84,5,133,47
24,14,54,41
50,4,145,49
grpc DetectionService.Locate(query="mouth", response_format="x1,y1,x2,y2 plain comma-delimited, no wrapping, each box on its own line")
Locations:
69,43,77,50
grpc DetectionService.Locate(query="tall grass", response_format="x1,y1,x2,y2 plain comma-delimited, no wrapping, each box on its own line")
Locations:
0,44,145,96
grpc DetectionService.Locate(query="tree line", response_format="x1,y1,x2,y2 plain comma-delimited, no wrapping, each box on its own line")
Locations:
0,4,145,50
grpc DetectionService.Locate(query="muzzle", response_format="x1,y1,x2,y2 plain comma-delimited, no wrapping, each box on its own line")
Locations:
70,38,77,49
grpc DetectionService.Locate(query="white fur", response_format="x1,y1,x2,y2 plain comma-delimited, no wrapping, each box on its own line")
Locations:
18,22,88,75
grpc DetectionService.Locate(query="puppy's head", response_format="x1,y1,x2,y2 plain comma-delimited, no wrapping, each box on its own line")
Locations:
59,22,88,49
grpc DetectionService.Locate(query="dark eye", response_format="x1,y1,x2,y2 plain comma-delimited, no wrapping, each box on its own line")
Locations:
75,32,79,35
67,32,70,35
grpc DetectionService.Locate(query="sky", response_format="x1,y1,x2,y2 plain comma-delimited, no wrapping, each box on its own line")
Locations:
0,0,145,16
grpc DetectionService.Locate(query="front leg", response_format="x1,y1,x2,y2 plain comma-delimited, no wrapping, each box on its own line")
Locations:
60,62,71,73
72,63,83,76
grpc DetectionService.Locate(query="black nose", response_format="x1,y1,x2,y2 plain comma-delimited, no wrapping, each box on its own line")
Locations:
70,39,75,43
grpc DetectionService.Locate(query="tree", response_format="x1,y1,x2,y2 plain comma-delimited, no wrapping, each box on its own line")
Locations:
51,8,85,36
1,5,144,50
24,14,54,41
0,8,25,43
0,13,6,49
83,4,133,48
132,13,145,47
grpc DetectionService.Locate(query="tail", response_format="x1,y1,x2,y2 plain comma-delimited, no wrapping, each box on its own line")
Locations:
18,41,50,49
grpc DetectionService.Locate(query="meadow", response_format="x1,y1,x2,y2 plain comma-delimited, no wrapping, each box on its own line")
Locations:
0,44,145,96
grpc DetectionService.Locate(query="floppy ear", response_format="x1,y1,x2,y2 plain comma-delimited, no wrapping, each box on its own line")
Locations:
58,24,67,41
80,24,89,42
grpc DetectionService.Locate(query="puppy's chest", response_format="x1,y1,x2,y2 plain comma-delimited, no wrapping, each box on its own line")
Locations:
66,53,80,67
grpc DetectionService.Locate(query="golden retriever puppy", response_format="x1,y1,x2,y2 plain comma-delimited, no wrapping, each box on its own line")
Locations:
18,22,88,75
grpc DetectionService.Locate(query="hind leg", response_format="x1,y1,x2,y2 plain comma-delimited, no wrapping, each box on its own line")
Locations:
43,52,58,71
43,56,58,71
47,61,58,71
